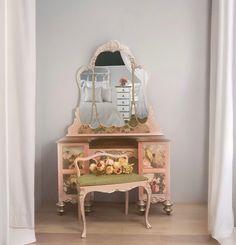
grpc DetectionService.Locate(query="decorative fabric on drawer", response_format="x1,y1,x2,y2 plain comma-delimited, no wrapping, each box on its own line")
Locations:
78,173,147,186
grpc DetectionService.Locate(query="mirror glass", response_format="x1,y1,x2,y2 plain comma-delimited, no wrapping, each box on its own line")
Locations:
77,48,149,132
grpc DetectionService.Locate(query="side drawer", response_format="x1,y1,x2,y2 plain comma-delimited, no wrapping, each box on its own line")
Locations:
120,112,130,118
116,87,131,93
117,100,129,105
117,93,130,99
117,105,130,112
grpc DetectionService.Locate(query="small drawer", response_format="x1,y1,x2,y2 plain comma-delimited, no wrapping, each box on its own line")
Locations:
117,105,130,112
116,87,131,93
117,93,130,99
121,112,130,118
117,100,129,105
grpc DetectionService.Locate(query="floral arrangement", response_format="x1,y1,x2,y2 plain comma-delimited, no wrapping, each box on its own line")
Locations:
89,157,134,175
119,78,128,86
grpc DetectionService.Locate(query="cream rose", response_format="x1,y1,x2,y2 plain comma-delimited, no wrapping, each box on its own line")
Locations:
89,163,97,173
105,165,114,175
106,158,114,166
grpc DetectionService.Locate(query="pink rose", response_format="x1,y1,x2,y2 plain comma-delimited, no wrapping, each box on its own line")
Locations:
96,160,105,171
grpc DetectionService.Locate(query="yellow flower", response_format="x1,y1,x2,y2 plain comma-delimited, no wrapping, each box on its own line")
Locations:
105,165,114,175
89,163,97,173
70,177,77,184
122,164,134,174
119,157,127,164
113,161,121,168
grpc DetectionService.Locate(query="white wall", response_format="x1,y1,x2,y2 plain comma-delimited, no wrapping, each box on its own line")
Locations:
36,0,211,206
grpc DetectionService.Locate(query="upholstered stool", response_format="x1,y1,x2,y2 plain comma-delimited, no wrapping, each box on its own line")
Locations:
74,153,152,238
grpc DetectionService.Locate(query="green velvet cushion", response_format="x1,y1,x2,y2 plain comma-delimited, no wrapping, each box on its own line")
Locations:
78,173,147,186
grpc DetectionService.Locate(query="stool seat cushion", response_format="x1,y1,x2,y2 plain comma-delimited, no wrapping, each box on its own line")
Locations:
78,173,147,186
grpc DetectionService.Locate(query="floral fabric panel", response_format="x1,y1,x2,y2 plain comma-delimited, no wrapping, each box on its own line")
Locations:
143,144,167,169
63,174,77,195
144,173,166,194
62,146,85,170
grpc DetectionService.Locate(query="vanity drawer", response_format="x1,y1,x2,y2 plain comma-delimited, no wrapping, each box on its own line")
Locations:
117,105,130,112
120,112,130,118
117,100,129,106
116,87,131,93
117,93,130,99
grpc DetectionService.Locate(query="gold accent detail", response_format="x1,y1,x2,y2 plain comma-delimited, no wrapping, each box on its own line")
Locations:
56,201,65,216
137,200,146,214
162,200,173,215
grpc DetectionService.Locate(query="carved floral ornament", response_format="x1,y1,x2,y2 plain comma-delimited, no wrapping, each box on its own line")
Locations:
76,40,141,82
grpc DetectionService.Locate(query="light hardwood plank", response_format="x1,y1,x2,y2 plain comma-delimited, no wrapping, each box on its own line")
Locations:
33,202,218,245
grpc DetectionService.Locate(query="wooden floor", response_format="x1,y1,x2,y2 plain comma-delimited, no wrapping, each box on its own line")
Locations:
33,202,218,245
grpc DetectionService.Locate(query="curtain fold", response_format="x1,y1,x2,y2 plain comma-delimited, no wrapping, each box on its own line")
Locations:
208,0,235,243
120,51,149,119
0,0,36,244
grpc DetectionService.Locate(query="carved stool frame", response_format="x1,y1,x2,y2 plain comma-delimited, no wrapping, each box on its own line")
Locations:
74,153,152,238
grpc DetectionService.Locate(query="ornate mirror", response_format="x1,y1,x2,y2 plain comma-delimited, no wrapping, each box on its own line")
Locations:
68,40,160,135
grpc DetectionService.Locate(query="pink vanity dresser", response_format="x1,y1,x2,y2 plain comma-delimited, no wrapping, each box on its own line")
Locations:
56,40,173,217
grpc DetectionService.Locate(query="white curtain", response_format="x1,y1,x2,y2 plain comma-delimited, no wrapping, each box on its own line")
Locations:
208,0,235,244
120,51,149,119
0,0,36,244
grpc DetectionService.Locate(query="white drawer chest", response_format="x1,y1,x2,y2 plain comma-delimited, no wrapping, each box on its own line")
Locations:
115,85,131,119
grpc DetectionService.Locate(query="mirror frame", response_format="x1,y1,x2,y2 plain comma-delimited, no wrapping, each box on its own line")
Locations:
76,40,141,84
67,40,160,136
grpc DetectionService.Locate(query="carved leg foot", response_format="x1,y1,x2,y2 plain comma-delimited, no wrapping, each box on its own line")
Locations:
144,184,152,229
79,190,87,238
162,200,173,215
137,200,146,214
56,201,65,216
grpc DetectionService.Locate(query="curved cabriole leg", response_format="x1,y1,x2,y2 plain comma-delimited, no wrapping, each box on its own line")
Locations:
143,184,152,229
79,189,87,238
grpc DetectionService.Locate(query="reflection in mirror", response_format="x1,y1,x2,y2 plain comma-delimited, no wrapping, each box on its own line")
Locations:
95,51,147,125
75,42,150,134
